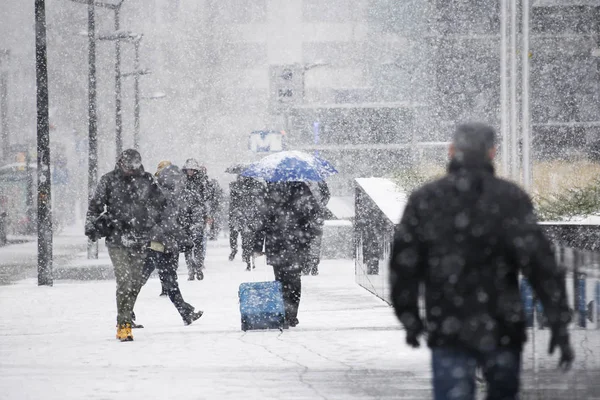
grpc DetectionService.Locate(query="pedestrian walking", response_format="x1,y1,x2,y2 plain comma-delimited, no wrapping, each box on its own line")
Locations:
228,176,244,261
302,181,330,276
254,181,320,327
229,175,266,270
389,123,574,400
207,178,224,240
181,158,209,281
85,149,166,342
155,159,172,296
141,164,203,325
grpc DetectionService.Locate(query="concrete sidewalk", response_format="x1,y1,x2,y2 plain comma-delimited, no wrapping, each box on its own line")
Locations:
0,239,432,400
0,225,89,284
1,238,598,399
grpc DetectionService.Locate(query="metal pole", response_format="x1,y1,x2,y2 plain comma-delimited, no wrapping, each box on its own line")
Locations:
133,37,140,150
35,0,53,286
25,151,35,235
0,50,9,160
87,0,98,260
510,0,519,181
500,0,509,176
522,0,532,190
114,5,123,157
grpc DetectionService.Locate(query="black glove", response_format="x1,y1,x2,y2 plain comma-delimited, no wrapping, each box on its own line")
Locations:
398,312,424,348
84,227,101,242
549,325,574,371
406,330,421,348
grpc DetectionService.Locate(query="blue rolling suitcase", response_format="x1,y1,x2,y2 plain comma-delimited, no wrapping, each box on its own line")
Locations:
239,281,286,331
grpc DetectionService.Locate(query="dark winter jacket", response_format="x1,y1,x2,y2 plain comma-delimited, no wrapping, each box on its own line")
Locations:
307,181,331,233
229,176,266,232
390,157,571,352
85,165,166,248
149,165,192,253
181,173,209,237
207,178,223,218
255,182,320,266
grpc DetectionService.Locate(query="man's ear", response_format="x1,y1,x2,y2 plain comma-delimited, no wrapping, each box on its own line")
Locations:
488,147,497,160
448,143,455,159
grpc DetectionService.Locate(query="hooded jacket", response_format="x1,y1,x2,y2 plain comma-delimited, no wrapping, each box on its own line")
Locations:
149,165,192,253
181,159,209,234
85,163,165,248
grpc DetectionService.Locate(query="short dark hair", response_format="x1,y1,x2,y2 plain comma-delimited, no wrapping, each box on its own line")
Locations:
453,122,496,156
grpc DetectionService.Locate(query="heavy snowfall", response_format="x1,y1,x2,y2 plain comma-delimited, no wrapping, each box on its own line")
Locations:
1,1,600,399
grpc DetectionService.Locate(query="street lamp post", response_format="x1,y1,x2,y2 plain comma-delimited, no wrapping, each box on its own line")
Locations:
87,0,98,259
70,0,125,159
500,0,509,176
509,0,519,181
120,44,150,150
522,0,532,190
70,0,124,259
113,1,124,158
0,49,9,160
96,31,147,150
132,35,142,149
35,0,53,286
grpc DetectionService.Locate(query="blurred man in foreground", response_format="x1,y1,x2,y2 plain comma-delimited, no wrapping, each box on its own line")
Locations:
390,123,573,400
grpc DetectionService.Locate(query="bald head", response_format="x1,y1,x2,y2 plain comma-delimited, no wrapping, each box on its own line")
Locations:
450,122,496,162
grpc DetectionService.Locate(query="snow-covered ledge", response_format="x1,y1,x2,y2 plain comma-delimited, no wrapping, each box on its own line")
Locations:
355,178,408,304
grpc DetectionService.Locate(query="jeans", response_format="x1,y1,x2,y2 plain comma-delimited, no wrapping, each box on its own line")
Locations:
107,245,146,325
432,347,521,400
142,250,195,321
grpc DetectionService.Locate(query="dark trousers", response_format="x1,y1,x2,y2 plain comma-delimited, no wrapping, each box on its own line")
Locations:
230,226,255,265
272,264,302,322
185,233,206,276
432,347,521,400
302,233,323,274
209,217,221,240
230,226,240,254
142,250,195,321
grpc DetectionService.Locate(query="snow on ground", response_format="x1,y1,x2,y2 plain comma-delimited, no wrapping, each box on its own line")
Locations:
2,236,598,399
0,239,432,400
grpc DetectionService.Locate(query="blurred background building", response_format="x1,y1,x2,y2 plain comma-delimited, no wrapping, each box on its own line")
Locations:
0,0,599,204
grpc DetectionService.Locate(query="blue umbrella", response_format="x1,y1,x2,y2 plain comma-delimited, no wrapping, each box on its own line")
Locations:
241,151,337,182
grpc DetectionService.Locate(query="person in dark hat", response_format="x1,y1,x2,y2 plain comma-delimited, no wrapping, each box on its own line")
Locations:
389,122,574,399
85,149,166,342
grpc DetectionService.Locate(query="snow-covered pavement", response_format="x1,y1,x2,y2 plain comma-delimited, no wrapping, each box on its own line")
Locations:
2,238,599,399
0,239,433,400
0,226,88,284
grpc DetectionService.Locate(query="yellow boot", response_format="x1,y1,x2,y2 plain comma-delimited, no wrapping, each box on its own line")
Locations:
116,324,134,342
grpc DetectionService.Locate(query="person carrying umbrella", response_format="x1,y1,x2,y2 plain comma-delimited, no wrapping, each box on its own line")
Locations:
247,151,337,327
